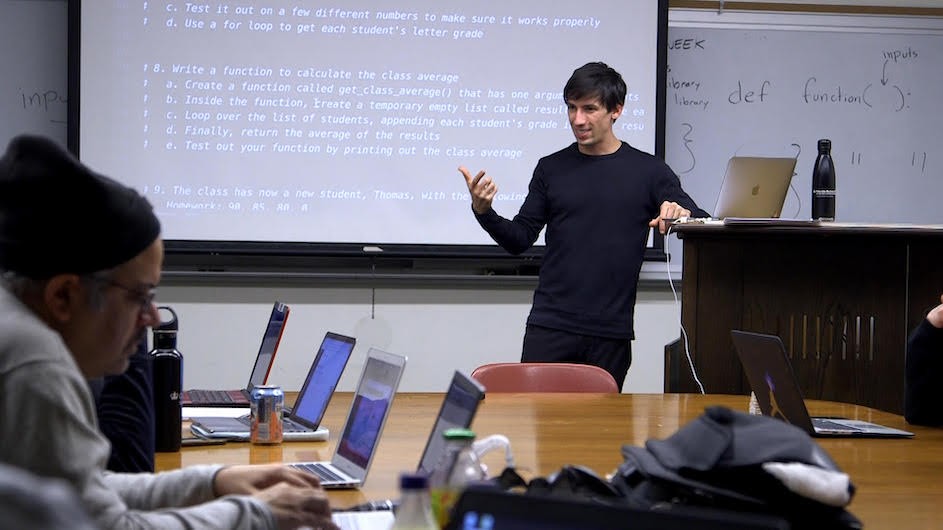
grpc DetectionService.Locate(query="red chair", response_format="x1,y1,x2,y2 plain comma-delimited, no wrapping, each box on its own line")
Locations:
470,362,620,393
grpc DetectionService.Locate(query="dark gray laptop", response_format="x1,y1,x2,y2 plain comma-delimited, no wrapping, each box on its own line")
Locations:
731,330,913,438
417,371,486,474
181,301,290,407
189,332,356,442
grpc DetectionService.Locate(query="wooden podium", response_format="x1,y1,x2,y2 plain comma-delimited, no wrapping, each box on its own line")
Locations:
666,222,943,414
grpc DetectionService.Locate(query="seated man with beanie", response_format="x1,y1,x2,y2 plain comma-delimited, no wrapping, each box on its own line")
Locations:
0,135,338,530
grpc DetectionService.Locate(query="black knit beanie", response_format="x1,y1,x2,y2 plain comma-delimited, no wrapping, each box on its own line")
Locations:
0,135,160,279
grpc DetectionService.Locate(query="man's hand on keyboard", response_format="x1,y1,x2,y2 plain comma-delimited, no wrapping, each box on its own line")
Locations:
214,464,338,530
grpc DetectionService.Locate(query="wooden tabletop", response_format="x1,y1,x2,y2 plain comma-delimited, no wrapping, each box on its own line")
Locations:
160,393,943,529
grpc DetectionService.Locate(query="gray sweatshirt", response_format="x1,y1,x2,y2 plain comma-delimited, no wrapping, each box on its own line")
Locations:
0,287,276,529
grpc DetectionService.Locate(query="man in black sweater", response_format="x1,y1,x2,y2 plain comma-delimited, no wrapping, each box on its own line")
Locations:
905,293,943,426
460,62,707,389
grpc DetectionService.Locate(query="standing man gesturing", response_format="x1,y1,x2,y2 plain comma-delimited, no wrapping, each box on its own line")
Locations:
461,62,708,389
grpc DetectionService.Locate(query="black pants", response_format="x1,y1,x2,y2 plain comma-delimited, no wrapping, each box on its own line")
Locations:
521,324,632,391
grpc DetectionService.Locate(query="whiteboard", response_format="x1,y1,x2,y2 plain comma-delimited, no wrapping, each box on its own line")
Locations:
666,10,943,224
0,0,68,150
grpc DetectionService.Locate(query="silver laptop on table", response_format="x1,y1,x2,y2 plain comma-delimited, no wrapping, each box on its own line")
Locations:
731,330,913,438
331,370,485,528
189,332,356,442
181,301,290,407
290,348,407,488
713,156,797,220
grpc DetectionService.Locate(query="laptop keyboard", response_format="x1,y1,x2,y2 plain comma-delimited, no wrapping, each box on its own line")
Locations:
187,389,236,404
813,418,861,432
229,415,309,432
283,419,310,432
293,462,345,483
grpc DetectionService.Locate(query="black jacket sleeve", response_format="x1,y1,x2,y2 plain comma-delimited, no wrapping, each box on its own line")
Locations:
92,337,156,472
904,319,943,426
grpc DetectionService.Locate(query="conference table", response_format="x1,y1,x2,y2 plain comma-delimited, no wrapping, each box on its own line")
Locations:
160,393,943,529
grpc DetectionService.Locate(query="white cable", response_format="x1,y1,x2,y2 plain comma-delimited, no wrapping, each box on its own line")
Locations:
789,145,803,218
472,434,515,469
665,225,706,394
788,182,802,218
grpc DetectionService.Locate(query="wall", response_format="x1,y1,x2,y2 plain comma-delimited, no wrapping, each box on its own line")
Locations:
6,0,935,395
157,1,942,393
0,0,67,149
159,279,684,393
665,9,943,225
0,0,686,394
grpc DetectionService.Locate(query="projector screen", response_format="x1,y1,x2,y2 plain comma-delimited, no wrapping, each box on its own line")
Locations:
76,1,667,251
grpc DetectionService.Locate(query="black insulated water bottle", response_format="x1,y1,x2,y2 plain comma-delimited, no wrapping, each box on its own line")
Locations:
811,138,836,221
151,306,182,452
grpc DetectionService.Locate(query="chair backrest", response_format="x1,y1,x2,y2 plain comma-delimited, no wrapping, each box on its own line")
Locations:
470,362,620,393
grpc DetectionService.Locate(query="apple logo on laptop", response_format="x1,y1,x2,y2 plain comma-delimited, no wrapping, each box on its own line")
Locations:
751,185,760,196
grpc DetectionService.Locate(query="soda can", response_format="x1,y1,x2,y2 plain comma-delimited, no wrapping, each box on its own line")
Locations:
250,384,284,444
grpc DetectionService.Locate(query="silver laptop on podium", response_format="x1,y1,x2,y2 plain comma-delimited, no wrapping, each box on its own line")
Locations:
713,156,797,219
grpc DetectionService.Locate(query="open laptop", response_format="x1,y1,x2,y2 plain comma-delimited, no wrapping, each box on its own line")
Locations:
444,485,789,530
189,332,356,442
417,370,486,474
713,156,797,219
731,330,913,438
331,370,484,527
181,302,290,407
289,348,407,488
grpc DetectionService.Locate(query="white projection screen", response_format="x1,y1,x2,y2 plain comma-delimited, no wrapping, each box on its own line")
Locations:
75,1,667,254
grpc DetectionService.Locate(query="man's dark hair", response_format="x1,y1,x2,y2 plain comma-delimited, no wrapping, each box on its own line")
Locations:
563,62,627,112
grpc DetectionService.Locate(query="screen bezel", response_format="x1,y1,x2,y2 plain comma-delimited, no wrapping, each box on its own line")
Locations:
289,332,356,429
244,301,290,391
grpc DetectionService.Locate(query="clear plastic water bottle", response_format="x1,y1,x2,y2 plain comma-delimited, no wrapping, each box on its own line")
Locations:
391,473,438,530
429,428,486,528
811,138,836,221
150,306,182,452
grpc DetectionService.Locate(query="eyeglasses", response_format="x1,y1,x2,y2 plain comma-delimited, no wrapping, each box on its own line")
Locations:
94,277,157,312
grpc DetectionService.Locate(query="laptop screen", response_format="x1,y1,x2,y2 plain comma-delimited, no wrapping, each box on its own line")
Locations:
336,350,404,468
245,302,290,392
417,371,485,474
291,332,356,428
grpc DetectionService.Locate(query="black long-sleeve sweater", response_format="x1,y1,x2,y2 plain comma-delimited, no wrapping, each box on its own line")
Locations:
475,142,707,339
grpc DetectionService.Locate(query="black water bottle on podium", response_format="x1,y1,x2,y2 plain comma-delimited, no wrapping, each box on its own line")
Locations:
811,138,836,221
151,306,182,452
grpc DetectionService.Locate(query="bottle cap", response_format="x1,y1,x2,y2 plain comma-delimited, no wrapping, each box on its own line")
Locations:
399,473,429,490
152,306,178,349
817,139,831,151
443,428,475,441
